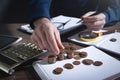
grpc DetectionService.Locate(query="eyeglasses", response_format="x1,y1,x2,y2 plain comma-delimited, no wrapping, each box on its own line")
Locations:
53,19,71,30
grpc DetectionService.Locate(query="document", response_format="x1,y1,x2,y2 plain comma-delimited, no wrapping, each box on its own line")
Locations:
19,15,82,34
32,46,120,80
68,31,120,55
51,15,82,30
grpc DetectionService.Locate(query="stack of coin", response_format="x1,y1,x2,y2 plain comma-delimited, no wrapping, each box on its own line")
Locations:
57,49,65,60
66,50,74,59
48,55,56,64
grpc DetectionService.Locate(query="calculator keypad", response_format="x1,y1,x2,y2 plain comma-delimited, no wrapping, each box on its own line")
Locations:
0,42,47,74
0,43,47,64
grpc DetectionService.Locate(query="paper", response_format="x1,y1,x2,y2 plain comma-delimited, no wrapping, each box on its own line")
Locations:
51,15,82,30
96,32,120,54
68,32,120,55
33,46,120,80
19,15,82,34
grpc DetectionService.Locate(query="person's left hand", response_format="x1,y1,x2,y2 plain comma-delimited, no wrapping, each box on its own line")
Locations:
82,12,106,30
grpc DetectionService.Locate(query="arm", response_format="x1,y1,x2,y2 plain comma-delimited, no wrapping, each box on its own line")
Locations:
103,0,120,26
29,0,64,55
29,0,51,21
82,0,120,30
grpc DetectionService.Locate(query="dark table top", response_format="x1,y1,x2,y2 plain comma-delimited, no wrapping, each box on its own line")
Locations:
0,23,120,80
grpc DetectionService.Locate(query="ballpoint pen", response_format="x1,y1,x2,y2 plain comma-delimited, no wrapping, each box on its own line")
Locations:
76,19,83,24
76,12,99,24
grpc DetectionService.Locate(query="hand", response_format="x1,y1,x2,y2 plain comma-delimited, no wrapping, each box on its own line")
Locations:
31,18,64,55
82,11,106,30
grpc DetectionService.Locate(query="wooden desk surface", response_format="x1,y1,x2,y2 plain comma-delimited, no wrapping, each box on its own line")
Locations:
0,24,41,80
0,23,120,80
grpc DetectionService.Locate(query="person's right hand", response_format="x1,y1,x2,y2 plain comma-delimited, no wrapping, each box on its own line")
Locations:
31,18,64,55
82,11,106,30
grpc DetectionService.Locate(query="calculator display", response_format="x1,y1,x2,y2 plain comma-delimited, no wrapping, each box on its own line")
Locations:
0,35,22,50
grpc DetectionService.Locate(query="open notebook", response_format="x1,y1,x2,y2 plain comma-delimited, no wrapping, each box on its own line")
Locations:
33,46,120,80
19,15,82,34
68,31,120,55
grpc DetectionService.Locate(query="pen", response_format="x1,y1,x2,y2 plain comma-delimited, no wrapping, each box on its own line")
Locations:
76,19,83,24
76,12,99,24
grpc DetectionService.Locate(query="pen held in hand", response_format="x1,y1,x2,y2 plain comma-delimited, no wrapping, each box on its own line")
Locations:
76,19,83,24
76,12,99,24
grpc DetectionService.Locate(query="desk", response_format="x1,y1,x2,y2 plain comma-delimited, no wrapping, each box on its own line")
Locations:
0,23,120,80
0,24,41,80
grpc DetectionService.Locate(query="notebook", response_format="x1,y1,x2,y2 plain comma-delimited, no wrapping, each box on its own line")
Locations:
19,15,82,34
68,31,120,55
32,46,120,80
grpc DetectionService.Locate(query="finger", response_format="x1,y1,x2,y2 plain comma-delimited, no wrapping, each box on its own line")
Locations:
33,31,45,50
94,20,105,27
54,29,64,49
83,16,103,22
31,33,39,47
85,24,98,30
83,13,105,22
92,21,105,30
83,18,105,26
36,28,50,50
45,29,59,55
84,20,104,30
82,11,96,18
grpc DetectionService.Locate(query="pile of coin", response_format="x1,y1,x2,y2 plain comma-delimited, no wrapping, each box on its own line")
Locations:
48,42,81,64
47,42,103,75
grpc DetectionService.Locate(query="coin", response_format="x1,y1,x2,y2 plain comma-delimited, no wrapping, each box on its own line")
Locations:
48,55,56,64
79,51,88,58
53,67,63,74
66,50,74,59
57,53,65,60
73,61,80,65
64,63,74,69
110,38,117,42
93,61,103,66
82,59,93,65
74,55,81,60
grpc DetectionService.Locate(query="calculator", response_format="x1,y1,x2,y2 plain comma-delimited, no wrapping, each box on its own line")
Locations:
0,43,47,75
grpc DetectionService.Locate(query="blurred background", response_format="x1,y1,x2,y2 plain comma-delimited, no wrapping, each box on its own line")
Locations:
0,0,28,23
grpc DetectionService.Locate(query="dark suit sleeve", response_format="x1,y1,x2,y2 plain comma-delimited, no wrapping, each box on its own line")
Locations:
29,0,51,21
102,0,120,25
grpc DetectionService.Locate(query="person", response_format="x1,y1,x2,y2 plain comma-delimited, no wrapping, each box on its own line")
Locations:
29,0,120,55
29,0,64,56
